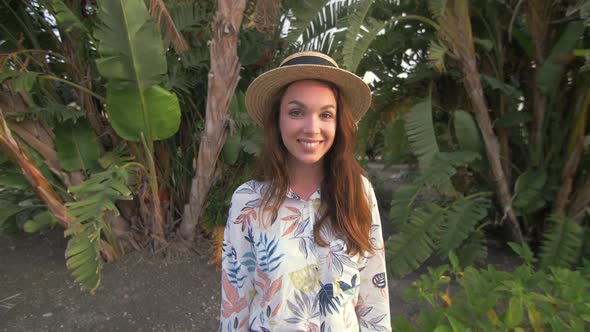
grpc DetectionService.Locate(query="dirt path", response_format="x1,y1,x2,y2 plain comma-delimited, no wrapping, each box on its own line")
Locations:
1,230,220,331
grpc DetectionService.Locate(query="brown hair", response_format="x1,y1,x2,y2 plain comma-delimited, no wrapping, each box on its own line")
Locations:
254,80,374,256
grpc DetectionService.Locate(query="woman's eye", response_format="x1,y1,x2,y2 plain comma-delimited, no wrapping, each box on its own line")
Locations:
320,112,334,119
289,109,303,117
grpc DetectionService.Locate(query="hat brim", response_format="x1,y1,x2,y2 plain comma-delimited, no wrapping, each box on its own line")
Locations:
245,64,371,127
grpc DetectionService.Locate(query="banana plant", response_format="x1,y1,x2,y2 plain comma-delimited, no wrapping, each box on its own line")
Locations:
94,0,181,244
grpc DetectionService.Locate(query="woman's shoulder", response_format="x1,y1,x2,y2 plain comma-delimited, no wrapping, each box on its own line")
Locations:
360,174,375,192
359,174,378,206
231,179,266,199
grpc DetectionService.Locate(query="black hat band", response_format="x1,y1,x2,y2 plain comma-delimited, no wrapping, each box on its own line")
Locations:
281,56,337,68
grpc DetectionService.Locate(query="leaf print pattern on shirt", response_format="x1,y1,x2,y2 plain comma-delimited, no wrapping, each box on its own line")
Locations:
234,198,259,231
325,240,357,277
256,233,284,273
221,271,248,320
219,178,391,332
357,306,389,331
223,246,248,288
338,273,358,293
292,217,314,258
256,266,283,305
318,282,341,316
290,264,319,293
285,290,320,330
281,206,302,236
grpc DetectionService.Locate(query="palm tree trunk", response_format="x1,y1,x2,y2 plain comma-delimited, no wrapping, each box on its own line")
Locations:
442,1,524,242
179,0,247,241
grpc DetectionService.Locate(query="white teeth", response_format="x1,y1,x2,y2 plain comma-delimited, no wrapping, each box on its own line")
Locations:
300,141,320,148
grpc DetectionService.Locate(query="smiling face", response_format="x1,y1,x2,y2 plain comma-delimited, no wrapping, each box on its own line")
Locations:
278,80,338,170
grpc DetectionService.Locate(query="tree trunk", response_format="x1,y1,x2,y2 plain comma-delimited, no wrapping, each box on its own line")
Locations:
568,173,590,222
553,138,583,217
442,1,524,242
524,0,551,164
179,0,247,241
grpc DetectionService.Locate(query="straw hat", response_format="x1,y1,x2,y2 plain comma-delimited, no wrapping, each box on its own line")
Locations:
245,51,372,127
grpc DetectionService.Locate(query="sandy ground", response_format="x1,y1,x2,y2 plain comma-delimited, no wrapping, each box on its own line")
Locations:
1,230,220,331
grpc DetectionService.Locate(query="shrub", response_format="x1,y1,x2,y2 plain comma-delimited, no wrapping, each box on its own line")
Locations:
393,245,590,331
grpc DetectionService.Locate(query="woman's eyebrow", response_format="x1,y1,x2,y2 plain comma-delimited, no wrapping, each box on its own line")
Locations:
286,100,336,110
286,100,306,108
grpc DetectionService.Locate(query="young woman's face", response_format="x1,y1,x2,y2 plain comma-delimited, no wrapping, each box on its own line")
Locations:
279,80,337,168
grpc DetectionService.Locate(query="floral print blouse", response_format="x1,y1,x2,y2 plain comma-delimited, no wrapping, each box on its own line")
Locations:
219,177,391,332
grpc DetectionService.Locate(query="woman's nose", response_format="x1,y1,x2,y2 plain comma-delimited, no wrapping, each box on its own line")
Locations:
302,115,320,134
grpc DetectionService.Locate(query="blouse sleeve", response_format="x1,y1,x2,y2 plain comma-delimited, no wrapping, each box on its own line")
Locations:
219,188,256,332
356,179,392,332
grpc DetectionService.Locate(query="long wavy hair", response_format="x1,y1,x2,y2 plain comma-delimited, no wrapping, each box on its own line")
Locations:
254,80,374,256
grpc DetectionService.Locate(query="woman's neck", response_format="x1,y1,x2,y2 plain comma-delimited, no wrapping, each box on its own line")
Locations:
286,158,324,201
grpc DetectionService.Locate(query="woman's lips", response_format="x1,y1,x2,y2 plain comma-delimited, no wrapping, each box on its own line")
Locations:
298,139,323,150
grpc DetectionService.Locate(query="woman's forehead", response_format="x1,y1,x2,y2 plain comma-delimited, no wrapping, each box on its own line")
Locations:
281,80,338,101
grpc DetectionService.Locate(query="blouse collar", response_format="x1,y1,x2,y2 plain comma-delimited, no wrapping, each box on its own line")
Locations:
286,187,321,201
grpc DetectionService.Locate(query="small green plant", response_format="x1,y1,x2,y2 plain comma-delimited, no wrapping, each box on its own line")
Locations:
65,150,140,292
393,246,590,331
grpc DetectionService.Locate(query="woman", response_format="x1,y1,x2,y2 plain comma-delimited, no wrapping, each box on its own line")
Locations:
219,51,391,332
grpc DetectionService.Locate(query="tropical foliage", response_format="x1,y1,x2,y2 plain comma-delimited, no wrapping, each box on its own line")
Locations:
393,248,590,331
338,0,590,278
1,0,589,296
0,0,218,291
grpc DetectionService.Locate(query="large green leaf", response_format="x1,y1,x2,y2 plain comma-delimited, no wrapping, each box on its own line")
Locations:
389,184,420,226
383,116,411,167
405,97,440,171
23,211,58,233
221,131,241,166
11,71,39,94
65,225,102,291
341,0,386,72
296,0,354,53
55,120,100,172
95,0,166,88
539,216,583,269
65,163,135,291
438,194,491,256
46,0,88,33
453,110,484,156
537,21,586,97
285,0,331,45
0,206,24,229
241,126,264,156
418,151,479,189
94,0,180,142
356,108,380,158
512,168,547,215
481,75,522,101
0,162,29,190
456,229,487,267
105,84,180,141
8,103,84,127
387,204,444,277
